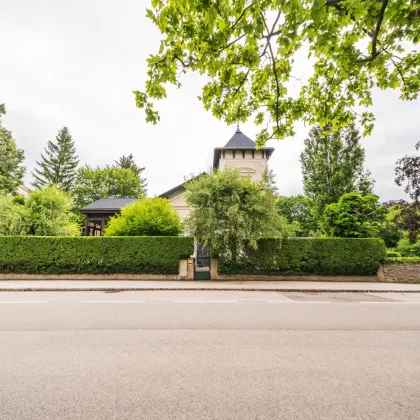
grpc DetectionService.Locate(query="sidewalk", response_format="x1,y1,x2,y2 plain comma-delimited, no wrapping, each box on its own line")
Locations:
0,280,419,292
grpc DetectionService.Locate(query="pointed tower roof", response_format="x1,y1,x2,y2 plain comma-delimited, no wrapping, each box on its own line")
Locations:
224,127,256,148
213,127,274,169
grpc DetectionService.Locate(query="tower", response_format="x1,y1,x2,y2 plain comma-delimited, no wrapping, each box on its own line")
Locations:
213,127,274,181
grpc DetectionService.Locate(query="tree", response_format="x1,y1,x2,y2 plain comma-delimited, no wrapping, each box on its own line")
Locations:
135,0,420,145
395,141,420,202
72,165,146,210
277,195,315,236
0,104,25,194
393,202,420,244
394,143,420,244
104,197,182,236
25,185,80,236
301,124,374,219
32,127,79,191
185,168,296,260
115,153,147,193
0,195,28,235
322,192,387,238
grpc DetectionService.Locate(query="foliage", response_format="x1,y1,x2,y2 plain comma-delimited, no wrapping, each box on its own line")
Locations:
377,221,403,248
301,124,374,218
72,165,146,209
185,168,296,260
386,256,420,263
386,249,401,258
136,0,420,145
0,195,28,235
104,197,182,236
115,153,147,193
0,236,194,274
25,185,80,236
32,127,79,191
0,104,25,194
397,235,420,256
276,195,315,236
218,238,386,276
322,192,387,238
393,201,420,244
395,141,420,202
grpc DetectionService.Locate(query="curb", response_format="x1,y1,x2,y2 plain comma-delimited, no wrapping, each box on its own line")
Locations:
0,287,418,293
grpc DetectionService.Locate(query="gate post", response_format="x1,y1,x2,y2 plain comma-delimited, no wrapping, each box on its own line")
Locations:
187,258,194,280
210,258,218,280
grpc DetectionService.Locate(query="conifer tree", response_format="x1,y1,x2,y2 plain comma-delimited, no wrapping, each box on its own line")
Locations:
115,154,147,193
32,127,79,191
0,103,25,194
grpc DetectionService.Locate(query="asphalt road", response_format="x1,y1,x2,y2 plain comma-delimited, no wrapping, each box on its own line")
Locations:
1,291,420,420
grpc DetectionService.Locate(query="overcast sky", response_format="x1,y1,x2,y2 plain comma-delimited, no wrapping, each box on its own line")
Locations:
1,0,418,201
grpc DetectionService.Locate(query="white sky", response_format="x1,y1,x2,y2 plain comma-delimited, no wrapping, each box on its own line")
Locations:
0,0,418,201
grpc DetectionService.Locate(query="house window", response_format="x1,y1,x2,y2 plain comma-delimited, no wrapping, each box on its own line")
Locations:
86,220,103,236
242,150,245,158
233,151,236,158
252,151,255,158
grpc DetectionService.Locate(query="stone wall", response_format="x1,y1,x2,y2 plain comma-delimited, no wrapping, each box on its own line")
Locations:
382,263,420,284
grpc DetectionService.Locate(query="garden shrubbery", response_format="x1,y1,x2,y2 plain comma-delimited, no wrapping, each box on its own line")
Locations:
219,238,386,276
0,236,193,274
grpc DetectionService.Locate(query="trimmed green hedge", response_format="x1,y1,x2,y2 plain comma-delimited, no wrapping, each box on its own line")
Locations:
386,257,420,263
219,238,386,276
0,236,194,275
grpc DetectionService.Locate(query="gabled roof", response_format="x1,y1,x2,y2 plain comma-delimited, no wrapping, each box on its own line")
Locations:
80,198,138,214
159,173,206,198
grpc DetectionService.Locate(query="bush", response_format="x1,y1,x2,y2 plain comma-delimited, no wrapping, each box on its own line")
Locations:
104,197,182,236
218,238,386,276
386,257,420,263
322,192,387,238
397,236,420,257
0,195,28,235
0,236,193,274
26,185,80,236
386,249,402,258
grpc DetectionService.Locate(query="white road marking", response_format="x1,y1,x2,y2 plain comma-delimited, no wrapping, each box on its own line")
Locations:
81,300,146,303
0,301,48,304
174,300,238,303
359,301,420,304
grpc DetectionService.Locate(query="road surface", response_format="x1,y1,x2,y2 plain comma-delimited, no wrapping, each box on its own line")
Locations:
0,290,419,420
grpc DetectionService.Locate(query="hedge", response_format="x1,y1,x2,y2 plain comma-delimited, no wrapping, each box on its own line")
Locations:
218,238,386,276
0,236,194,275
386,257,420,263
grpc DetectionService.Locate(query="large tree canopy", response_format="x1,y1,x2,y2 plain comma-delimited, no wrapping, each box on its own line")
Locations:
185,168,296,260
72,165,146,210
301,124,374,218
322,192,387,238
136,0,420,144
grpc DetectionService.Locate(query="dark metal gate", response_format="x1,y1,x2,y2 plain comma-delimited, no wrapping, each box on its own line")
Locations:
194,244,211,280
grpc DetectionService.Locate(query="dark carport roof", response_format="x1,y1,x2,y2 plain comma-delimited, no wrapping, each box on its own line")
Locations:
80,198,138,214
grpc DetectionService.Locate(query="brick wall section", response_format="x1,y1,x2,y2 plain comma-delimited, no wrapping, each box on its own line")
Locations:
383,263,420,283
